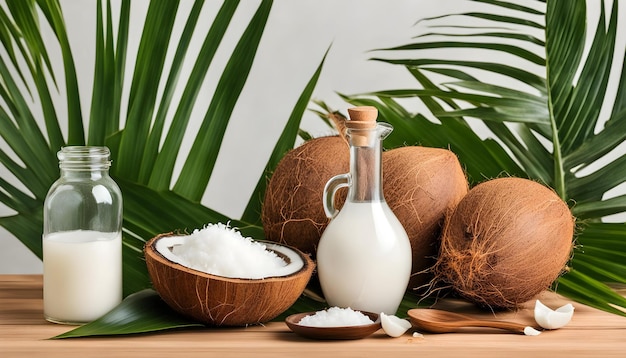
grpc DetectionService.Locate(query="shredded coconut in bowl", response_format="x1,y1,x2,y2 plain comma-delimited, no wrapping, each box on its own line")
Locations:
298,307,374,327
155,223,301,279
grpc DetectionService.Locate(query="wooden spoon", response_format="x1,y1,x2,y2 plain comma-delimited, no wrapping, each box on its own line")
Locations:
408,308,535,334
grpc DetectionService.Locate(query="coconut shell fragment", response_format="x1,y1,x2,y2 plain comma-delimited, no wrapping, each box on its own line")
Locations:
435,177,574,309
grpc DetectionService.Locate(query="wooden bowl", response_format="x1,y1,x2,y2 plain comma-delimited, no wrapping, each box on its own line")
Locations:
285,311,381,340
144,233,315,326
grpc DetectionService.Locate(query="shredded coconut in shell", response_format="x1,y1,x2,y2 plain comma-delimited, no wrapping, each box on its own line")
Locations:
168,223,288,279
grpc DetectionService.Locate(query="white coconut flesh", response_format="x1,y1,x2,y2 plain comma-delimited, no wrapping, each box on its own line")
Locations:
380,312,412,337
155,235,305,279
533,299,574,330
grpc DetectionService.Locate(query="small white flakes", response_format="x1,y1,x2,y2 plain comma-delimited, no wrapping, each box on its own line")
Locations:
157,223,293,279
298,307,374,327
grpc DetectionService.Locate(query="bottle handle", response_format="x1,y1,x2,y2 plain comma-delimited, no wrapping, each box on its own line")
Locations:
323,173,351,219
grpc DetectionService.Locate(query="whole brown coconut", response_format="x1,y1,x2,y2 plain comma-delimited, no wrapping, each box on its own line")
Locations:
435,177,574,309
263,137,468,293
383,146,468,291
262,136,349,255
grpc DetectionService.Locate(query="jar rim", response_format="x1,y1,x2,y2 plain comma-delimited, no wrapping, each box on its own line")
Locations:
58,146,110,156
58,146,111,169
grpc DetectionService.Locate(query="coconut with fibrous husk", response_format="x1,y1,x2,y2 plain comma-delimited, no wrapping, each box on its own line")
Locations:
262,135,349,256
383,146,468,291
262,111,469,292
434,177,574,309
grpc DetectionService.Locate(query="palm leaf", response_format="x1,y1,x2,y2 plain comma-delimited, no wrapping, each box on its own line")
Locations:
242,47,331,225
342,0,626,315
52,290,204,339
0,0,330,336
35,0,85,143
172,0,272,201
114,0,181,182
140,0,235,186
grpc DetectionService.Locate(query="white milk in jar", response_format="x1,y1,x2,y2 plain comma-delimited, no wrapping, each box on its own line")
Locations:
43,230,122,324
317,201,411,314
43,146,123,324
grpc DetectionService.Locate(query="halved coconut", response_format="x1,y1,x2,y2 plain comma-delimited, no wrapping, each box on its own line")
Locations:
144,233,315,326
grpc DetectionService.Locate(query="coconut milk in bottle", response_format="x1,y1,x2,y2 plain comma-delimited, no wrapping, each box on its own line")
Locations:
43,146,123,324
316,106,411,315
43,230,122,323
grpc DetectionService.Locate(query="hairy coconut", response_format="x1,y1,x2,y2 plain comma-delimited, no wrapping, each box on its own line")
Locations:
435,177,574,309
383,146,468,291
262,136,349,255
263,136,468,292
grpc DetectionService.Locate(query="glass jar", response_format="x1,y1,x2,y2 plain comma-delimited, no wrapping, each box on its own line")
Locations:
43,146,123,324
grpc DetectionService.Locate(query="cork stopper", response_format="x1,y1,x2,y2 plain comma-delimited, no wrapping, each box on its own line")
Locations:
346,106,378,129
346,106,378,146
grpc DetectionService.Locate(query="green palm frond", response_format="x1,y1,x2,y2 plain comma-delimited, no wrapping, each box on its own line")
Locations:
0,0,329,335
1,0,273,295
342,0,626,315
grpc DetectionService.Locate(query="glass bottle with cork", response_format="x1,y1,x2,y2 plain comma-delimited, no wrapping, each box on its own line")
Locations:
317,106,412,315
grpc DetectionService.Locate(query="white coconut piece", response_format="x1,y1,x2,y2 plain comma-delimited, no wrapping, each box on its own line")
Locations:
534,299,575,330
380,312,412,337
524,326,542,336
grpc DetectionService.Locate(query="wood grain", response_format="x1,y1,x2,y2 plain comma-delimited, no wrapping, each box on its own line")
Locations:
1,275,625,357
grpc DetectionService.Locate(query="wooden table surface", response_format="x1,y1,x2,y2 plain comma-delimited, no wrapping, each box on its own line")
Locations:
1,275,625,357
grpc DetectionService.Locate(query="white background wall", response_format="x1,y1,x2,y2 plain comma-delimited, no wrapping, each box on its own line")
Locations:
1,0,624,273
